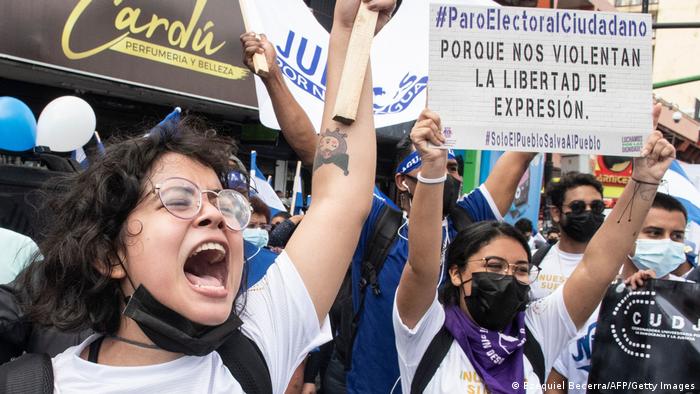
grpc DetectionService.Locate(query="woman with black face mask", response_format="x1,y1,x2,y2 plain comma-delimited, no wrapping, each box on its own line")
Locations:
393,105,674,394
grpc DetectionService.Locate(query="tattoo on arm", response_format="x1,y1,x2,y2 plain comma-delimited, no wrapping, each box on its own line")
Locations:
313,128,350,175
616,182,656,223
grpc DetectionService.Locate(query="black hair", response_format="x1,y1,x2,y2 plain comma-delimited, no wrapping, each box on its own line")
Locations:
546,172,603,208
652,193,688,222
250,195,271,223
395,133,415,170
272,211,292,221
19,117,245,334
439,221,531,306
514,218,533,235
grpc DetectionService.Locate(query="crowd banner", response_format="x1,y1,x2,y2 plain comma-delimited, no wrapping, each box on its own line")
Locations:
246,0,497,132
428,4,652,156
587,280,700,394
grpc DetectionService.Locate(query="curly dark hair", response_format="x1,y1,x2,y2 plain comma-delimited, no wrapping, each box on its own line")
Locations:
546,172,603,209
439,221,531,306
18,117,245,334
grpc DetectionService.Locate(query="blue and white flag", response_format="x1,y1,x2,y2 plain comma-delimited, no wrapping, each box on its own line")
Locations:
290,161,304,215
71,131,105,169
660,161,700,224
250,151,287,214
660,160,700,256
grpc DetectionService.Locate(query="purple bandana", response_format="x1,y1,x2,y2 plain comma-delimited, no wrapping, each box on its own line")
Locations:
443,305,527,394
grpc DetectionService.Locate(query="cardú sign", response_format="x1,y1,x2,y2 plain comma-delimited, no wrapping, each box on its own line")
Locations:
0,0,255,108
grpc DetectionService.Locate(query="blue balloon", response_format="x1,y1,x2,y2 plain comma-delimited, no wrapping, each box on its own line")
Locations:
0,97,37,151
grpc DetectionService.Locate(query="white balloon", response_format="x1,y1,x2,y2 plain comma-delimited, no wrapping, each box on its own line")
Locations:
36,96,96,152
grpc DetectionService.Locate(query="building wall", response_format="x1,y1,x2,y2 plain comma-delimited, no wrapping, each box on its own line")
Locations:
651,0,700,115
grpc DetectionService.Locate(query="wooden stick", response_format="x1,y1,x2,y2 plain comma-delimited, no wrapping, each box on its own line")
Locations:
238,0,269,77
332,2,378,125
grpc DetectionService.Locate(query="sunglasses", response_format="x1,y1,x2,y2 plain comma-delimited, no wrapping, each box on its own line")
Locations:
152,177,252,231
565,199,605,215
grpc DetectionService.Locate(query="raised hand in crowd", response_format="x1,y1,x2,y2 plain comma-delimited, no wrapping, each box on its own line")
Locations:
239,31,317,167
624,269,657,290
562,104,672,329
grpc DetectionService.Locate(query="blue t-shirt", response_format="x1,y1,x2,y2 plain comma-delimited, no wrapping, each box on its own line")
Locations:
347,185,501,394
244,241,279,289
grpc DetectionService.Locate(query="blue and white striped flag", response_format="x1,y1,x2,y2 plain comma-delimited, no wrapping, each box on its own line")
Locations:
660,161,700,224
290,161,304,215
660,160,700,258
71,131,105,169
250,151,287,215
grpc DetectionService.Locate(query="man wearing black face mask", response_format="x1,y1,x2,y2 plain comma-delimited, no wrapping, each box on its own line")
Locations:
531,172,605,301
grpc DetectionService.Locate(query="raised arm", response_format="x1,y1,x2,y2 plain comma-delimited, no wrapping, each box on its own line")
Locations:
396,109,447,328
563,104,674,328
285,0,395,322
483,151,538,216
240,32,317,167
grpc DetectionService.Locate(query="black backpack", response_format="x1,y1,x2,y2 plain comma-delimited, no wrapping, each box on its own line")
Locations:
532,243,553,268
0,329,273,394
410,326,545,394
334,203,404,369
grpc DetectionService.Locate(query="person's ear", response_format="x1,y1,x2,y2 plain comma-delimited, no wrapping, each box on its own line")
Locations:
448,265,463,287
395,173,409,192
550,206,561,223
93,255,128,280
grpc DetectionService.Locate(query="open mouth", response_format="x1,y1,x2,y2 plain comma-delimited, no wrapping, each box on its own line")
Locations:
184,242,228,292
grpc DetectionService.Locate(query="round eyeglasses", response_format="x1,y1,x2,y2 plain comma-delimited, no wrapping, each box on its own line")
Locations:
152,177,252,231
467,256,541,285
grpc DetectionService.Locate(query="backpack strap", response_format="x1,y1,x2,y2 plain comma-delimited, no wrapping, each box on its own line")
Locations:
0,352,54,394
531,243,553,267
217,329,273,394
410,327,453,394
334,203,404,370
447,205,473,234
359,204,404,298
524,326,545,384
410,325,546,393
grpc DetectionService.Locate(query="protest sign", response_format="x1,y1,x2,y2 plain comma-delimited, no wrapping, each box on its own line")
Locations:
587,279,700,394
429,5,652,156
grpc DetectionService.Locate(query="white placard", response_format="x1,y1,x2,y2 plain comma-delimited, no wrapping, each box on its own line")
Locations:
429,4,652,156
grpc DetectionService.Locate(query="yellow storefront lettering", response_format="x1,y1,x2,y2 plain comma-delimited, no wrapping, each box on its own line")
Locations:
62,0,226,60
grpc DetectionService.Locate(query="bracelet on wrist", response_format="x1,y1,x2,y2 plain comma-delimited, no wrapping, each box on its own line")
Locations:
631,177,660,186
417,172,447,184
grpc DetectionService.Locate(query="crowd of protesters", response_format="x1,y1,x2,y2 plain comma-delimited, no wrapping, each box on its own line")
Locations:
0,0,696,393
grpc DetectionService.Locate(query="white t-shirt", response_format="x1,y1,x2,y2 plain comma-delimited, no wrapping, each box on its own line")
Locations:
530,244,583,300
393,286,576,394
552,305,600,394
52,251,331,394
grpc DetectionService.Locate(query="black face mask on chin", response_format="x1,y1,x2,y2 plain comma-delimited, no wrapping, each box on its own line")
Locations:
560,211,605,243
123,285,243,356
463,272,530,332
